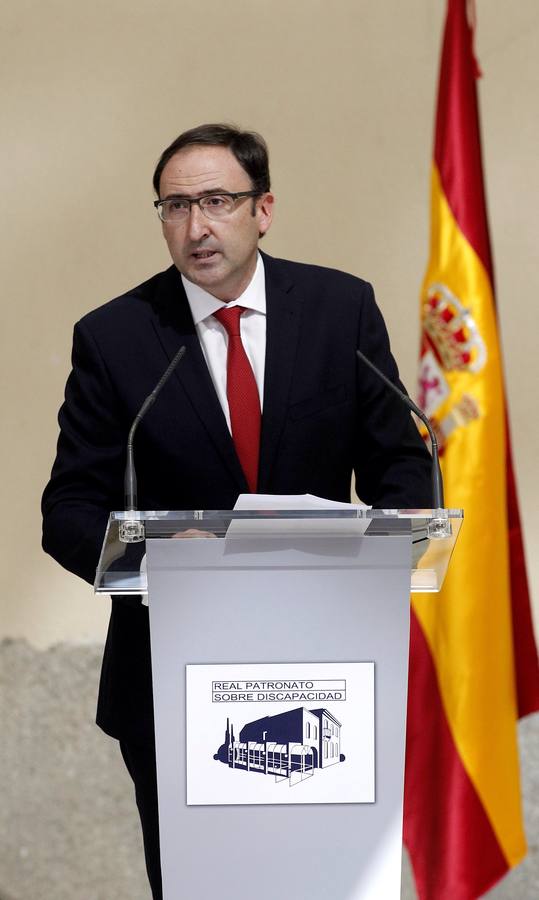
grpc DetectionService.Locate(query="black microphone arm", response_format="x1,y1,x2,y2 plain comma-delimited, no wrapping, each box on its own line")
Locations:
120,345,186,543
356,349,450,537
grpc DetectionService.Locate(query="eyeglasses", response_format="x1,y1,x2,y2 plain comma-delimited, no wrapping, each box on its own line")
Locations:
154,191,262,223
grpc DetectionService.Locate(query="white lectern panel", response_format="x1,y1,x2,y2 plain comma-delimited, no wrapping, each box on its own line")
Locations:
148,532,411,900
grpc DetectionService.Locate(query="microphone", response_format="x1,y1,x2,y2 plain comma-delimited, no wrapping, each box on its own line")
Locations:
120,345,187,543
356,349,450,539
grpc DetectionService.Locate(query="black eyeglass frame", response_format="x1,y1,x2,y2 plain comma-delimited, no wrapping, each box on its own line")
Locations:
154,190,262,221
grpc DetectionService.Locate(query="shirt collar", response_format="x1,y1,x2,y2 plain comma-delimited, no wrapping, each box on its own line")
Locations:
181,253,266,326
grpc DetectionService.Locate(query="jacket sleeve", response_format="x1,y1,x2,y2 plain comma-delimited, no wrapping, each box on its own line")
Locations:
353,283,433,508
41,319,127,585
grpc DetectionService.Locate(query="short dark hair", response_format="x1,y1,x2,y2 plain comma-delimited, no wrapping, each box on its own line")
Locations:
153,123,271,198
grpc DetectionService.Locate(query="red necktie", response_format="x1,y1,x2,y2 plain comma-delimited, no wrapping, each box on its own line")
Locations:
213,306,261,492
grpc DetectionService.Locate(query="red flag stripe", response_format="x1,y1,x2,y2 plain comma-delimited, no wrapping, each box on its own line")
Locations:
404,611,510,900
433,0,493,282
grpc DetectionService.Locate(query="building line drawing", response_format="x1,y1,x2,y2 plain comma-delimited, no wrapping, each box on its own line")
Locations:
214,706,345,787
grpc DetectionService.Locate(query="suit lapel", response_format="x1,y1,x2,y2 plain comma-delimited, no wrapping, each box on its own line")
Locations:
258,254,303,491
150,267,248,491
149,257,303,496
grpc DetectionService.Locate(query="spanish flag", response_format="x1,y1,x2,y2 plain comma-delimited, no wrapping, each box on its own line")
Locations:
403,2,539,898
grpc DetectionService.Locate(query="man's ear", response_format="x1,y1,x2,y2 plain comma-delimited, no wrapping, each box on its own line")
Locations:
256,192,274,238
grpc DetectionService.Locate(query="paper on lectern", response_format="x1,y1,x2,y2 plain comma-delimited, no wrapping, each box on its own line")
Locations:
229,493,371,536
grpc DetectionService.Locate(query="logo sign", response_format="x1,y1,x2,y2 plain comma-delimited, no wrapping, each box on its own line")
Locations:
186,662,375,806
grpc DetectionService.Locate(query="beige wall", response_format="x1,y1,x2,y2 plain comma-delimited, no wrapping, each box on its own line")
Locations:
2,0,538,647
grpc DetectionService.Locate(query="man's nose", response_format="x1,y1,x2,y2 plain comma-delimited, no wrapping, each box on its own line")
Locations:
186,203,211,241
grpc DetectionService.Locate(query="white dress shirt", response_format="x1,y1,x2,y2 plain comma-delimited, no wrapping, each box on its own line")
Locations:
181,253,266,432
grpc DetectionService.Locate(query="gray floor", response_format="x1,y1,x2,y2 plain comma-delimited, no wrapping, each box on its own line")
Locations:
1,639,537,899
0,640,150,900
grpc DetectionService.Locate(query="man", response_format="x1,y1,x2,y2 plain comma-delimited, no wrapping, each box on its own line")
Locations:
42,123,432,898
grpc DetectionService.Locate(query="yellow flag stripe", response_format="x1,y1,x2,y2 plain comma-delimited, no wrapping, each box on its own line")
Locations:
412,164,526,865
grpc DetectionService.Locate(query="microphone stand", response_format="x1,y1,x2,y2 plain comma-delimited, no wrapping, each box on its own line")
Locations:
356,349,451,539
120,345,187,543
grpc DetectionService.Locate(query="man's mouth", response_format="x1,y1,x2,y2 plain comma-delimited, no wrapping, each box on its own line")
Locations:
192,250,218,260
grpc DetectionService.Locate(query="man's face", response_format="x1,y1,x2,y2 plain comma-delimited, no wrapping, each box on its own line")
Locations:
158,145,274,301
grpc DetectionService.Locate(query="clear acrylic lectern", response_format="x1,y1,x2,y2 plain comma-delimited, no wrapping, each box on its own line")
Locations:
95,508,462,900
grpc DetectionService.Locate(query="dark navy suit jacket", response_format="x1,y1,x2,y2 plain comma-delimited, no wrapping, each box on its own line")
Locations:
42,253,432,742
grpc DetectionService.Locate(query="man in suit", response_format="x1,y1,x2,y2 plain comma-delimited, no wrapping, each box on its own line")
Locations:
42,123,432,898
